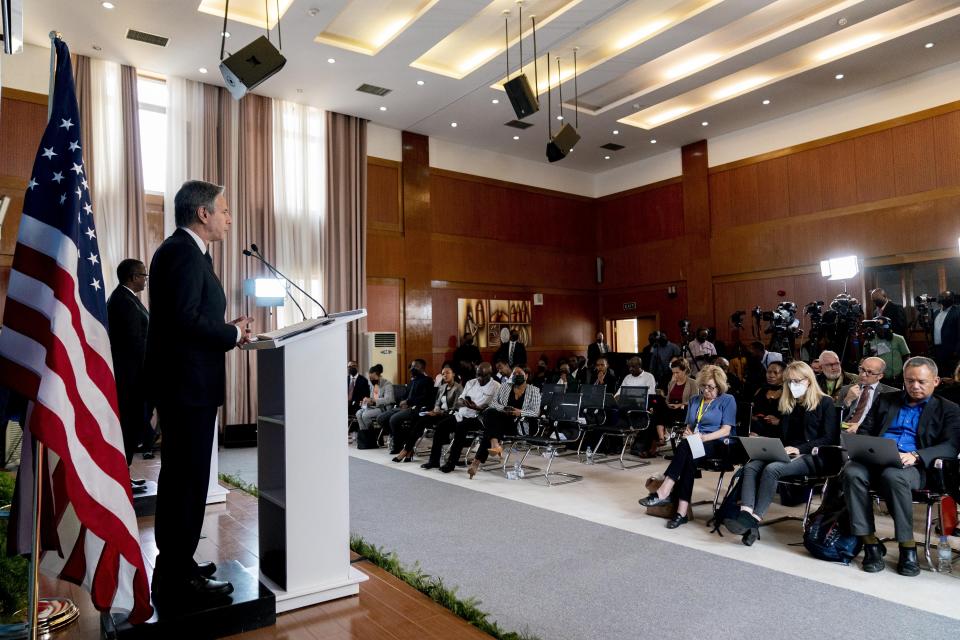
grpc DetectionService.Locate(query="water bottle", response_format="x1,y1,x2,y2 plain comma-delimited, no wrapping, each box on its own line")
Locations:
506,462,519,480
938,535,953,573
516,462,525,479
387,434,394,452
585,446,595,465
543,445,555,459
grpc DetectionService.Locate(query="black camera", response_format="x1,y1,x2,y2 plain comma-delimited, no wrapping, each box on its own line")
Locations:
678,319,692,339
730,310,746,328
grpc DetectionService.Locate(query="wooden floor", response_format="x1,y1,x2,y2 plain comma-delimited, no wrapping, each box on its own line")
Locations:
35,454,491,640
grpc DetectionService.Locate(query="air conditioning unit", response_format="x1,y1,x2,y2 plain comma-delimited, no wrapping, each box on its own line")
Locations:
365,332,399,384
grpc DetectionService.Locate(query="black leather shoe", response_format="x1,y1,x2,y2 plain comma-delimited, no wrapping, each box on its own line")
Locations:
639,494,671,508
440,463,456,473
862,542,887,573
197,561,217,578
185,575,234,598
142,451,155,460
666,514,689,529
897,546,920,577
131,478,147,486
742,527,759,546
420,462,440,469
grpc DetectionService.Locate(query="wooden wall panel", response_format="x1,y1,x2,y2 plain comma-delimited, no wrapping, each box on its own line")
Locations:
853,129,897,203
599,286,688,342
892,118,938,197
729,164,760,226
0,96,47,179
817,140,858,211
596,182,683,249
367,159,401,229
755,156,790,221
933,110,960,189
787,149,823,216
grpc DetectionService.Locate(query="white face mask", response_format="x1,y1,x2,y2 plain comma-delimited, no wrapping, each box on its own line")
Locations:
789,381,808,399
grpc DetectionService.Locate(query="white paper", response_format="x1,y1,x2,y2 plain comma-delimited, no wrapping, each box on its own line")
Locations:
686,434,706,459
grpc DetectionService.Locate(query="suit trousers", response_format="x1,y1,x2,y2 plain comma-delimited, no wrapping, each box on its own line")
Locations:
117,388,148,466
429,416,482,465
843,460,922,543
397,413,446,452
154,403,218,581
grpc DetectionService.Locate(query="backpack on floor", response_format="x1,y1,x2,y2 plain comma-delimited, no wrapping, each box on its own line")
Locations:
356,428,380,450
707,467,744,535
802,482,862,565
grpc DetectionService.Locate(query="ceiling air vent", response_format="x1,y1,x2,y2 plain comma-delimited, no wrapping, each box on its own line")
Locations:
505,120,534,130
601,142,625,151
126,29,169,47
356,83,392,97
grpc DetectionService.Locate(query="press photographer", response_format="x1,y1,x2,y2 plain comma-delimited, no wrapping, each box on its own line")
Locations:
932,290,960,375
861,316,910,385
870,288,907,336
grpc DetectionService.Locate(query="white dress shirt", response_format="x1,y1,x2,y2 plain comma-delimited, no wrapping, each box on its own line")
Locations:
616,372,657,397
934,311,947,345
455,378,500,421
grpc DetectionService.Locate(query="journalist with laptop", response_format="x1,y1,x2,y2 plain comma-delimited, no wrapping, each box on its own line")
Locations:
841,356,960,577
724,361,839,545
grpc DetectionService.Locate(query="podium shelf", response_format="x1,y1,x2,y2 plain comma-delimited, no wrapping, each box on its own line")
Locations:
259,414,285,426
259,489,286,510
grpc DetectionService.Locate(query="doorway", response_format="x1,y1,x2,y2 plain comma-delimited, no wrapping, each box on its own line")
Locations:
611,315,658,353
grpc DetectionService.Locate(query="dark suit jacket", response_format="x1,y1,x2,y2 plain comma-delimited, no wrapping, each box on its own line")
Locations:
107,285,149,399
861,391,960,470
405,374,435,411
816,372,858,403
779,395,839,455
592,371,619,395
493,340,527,367
145,228,238,408
933,305,960,352
349,374,370,414
587,341,611,366
877,301,908,337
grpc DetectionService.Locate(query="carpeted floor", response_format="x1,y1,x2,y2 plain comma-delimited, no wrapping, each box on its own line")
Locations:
346,457,958,640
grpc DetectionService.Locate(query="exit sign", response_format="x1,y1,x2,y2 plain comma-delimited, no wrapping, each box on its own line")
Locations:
623,302,637,311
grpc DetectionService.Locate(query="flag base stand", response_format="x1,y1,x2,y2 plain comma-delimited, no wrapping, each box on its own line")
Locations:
3,598,80,639
99,560,275,640
131,481,158,518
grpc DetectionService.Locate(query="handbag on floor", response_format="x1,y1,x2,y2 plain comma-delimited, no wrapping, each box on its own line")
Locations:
356,428,380,450
643,474,692,520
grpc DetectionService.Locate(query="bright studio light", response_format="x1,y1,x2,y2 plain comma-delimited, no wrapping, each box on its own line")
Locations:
820,255,859,281
255,278,286,298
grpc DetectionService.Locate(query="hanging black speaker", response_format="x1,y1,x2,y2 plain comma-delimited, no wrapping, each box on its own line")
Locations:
545,123,580,162
220,35,287,100
504,75,539,119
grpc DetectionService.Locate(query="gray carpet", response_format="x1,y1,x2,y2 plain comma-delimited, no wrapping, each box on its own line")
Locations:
348,458,959,640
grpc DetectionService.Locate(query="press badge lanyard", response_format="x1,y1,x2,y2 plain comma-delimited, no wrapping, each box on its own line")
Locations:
694,399,713,433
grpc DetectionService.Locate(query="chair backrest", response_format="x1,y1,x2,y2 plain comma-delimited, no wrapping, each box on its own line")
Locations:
548,393,584,442
542,382,565,395
619,386,649,410
392,384,409,402
540,383,564,412
580,384,606,410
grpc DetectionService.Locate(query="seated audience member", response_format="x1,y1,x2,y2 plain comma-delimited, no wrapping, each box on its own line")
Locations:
639,365,737,528
467,367,542,479
348,361,370,417
724,361,839,544
378,359,434,453
434,360,457,387
356,364,394,429
530,356,551,388
494,330,527,368
687,327,717,373
842,356,960,576
714,357,743,401
494,359,513,385
648,332,681,389
810,359,823,375
592,357,619,394
393,365,462,462
750,361,785,438
815,350,857,402
422,363,500,473
838,357,898,431
652,358,700,449
615,357,657,398
551,362,580,392
571,355,590,386
748,340,784,371
863,316,910,384
452,333,482,382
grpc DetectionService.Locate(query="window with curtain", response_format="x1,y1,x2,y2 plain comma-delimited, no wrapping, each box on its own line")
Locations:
271,100,327,328
137,75,168,194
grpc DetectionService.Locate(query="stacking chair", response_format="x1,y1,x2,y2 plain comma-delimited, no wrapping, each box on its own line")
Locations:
577,385,608,459
539,383,565,414
694,437,748,515
590,387,653,470
761,444,846,529
478,410,542,475
514,393,585,486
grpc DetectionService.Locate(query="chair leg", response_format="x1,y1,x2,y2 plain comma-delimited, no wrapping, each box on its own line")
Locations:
712,472,726,515
925,501,936,571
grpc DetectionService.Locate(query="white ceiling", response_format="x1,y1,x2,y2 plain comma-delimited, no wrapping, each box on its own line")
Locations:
14,0,960,173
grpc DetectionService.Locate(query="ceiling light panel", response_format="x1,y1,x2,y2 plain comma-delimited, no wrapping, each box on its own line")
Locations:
411,0,582,80
490,0,722,93
620,0,960,130
314,0,441,56
197,0,294,29
577,0,869,114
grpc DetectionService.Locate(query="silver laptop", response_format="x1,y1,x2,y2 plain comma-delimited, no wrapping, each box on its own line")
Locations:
841,432,904,468
740,436,792,463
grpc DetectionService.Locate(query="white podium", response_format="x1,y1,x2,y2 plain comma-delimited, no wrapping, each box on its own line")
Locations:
242,310,368,612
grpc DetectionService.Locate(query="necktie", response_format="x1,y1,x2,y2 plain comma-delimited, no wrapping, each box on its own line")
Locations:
850,385,872,424
509,341,515,365
600,343,606,354
348,377,355,402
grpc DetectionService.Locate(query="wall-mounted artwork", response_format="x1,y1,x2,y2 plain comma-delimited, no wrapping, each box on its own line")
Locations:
458,298,531,348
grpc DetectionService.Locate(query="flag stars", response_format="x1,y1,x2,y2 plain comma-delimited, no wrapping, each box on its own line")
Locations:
75,187,83,199
42,147,57,159
71,163,84,175
90,278,101,292
60,118,74,130
83,202,93,215
81,178,89,190
60,194,67,204
84,227,96,241
69,140,81,152
27,178,38,190
87,252,99,266
52,171,64,183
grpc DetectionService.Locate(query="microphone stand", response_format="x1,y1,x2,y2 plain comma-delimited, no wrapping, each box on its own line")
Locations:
250,245,329,317
242,250,308,321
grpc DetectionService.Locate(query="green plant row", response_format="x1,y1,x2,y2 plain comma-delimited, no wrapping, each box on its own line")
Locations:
0,471,29,623
218,472,259,497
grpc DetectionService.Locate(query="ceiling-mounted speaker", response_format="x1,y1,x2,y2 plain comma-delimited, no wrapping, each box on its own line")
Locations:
220,35,287,100
503,74,539,119
546,123,580,162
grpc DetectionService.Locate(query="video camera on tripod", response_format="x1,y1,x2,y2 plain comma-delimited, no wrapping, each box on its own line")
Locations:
753,302,801,358
915,293,936,333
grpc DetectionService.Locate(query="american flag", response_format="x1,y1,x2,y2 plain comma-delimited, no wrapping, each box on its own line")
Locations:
0,38,152,623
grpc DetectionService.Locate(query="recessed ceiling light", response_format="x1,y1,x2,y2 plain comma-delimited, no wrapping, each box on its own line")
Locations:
451,122,458,127
101,1,114,8
612,129,619,135
701,121,708,126
925,42,935,49
762,99,771,105
417,80,425,86
557,115,563,120
327,58,336,64
221,31,231,38
604,155,611,160
198,67,208,74
491,99,499,104
835,73,844,80
513,135,519,140
650,139,657,144
379,106,387,111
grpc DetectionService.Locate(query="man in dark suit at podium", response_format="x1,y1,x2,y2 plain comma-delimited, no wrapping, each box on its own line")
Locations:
147,180,253,603
107,259,151,471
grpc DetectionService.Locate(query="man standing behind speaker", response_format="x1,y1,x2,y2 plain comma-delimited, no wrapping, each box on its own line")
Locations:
107,259,151,474
147,180,253,603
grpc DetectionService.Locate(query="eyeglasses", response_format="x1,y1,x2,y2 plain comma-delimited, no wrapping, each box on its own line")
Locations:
133,273,149,279
701,384,718,391
858,367,883,376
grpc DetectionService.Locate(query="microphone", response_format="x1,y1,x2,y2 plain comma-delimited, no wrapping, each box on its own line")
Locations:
245,243,328,318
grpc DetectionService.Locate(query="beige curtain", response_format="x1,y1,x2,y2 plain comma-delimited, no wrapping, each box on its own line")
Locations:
73,55,95,209
324,112,367,360
120,65,147,263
